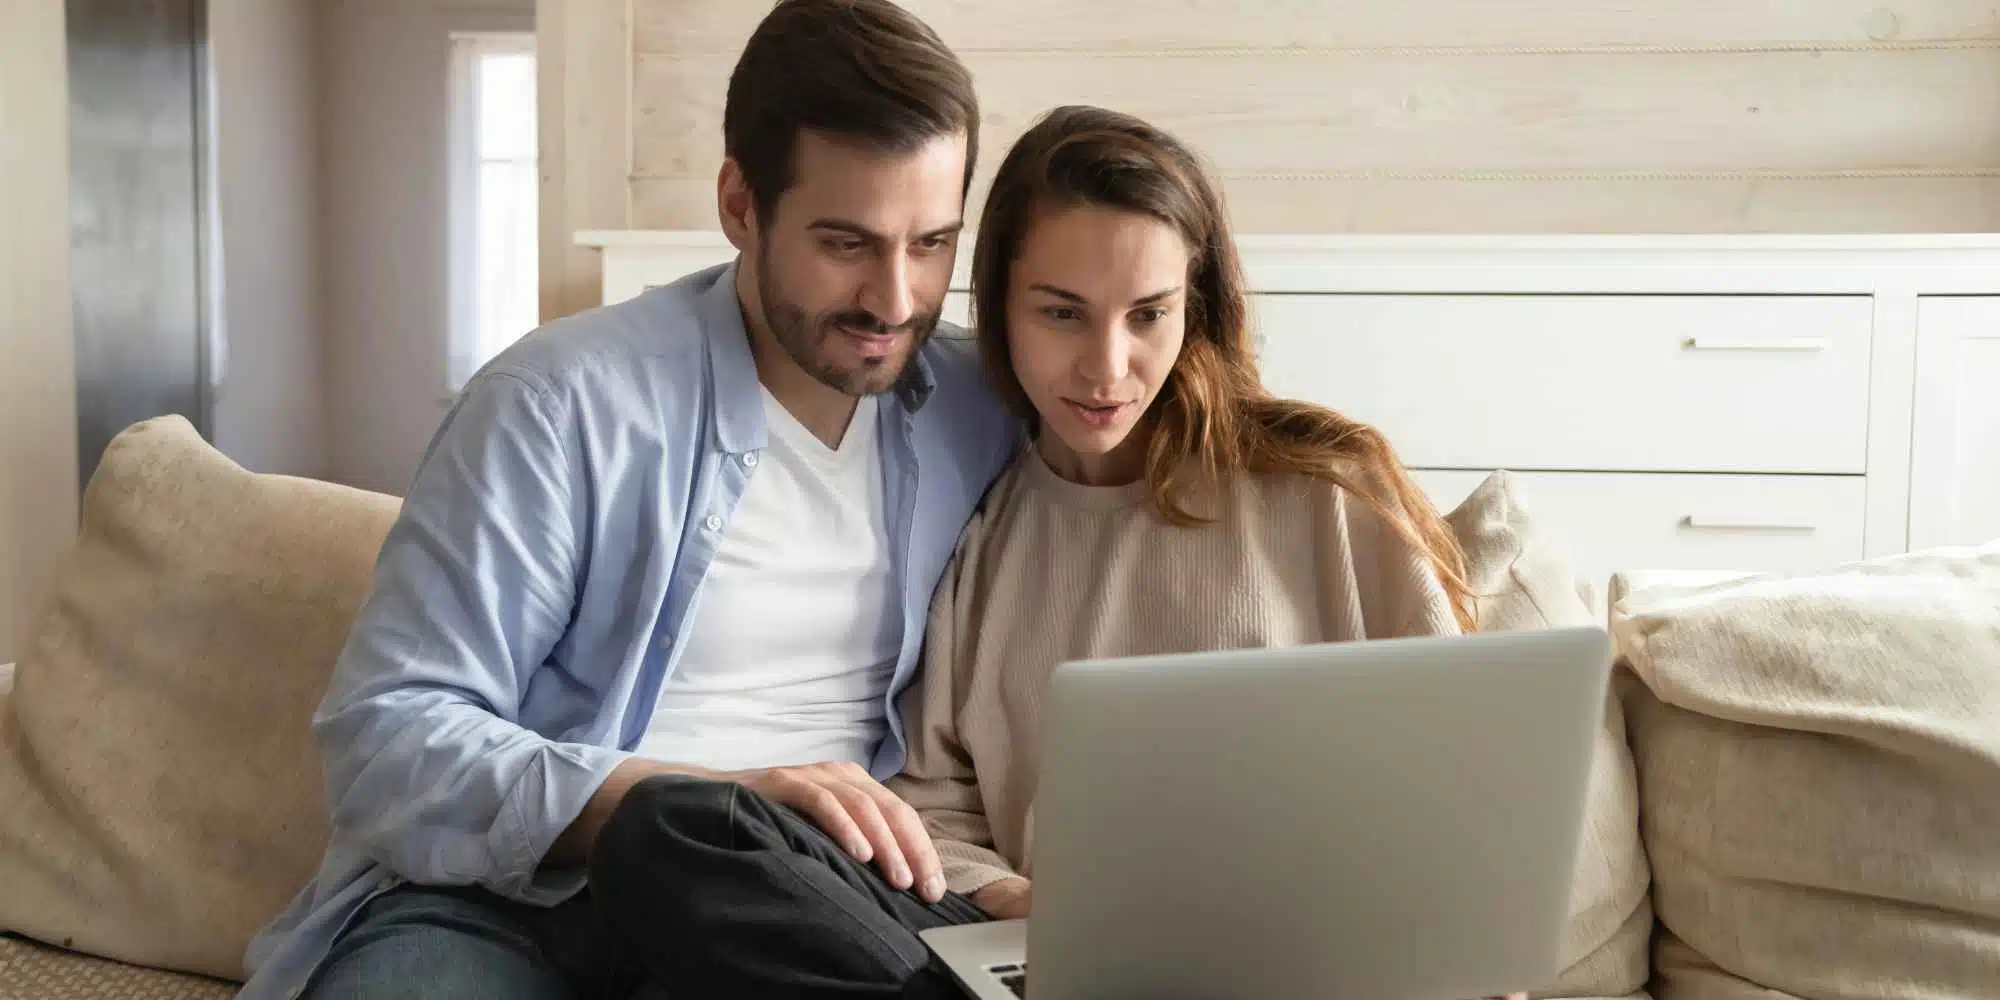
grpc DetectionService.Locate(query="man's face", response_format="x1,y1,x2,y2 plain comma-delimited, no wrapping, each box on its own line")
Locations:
741,130,968,396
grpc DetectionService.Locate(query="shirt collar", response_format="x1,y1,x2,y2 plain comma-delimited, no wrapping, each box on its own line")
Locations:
894,345,939,414
700,258,943,454
700,259,767,455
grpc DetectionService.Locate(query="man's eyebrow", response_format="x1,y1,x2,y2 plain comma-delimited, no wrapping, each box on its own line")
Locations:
806,219,886,241
805,219,965,242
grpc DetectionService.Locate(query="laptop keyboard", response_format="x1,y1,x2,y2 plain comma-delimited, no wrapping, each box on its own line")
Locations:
988,962,1027,998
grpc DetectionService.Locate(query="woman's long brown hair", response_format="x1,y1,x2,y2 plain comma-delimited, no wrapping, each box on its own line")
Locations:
970,105,1477,632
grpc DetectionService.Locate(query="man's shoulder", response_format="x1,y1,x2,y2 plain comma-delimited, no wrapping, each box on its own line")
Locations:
909,332,1020,495
479,264,726,399
919,327,982,383
916,333,1007,422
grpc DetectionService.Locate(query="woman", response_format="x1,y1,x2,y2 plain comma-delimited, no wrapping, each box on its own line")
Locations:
886,102,1476,923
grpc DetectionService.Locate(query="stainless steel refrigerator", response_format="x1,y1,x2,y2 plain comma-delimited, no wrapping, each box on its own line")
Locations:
67,0,218,489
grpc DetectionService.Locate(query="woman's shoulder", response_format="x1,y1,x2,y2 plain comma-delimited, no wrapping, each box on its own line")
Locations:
1240,463,1380,518
1240,463,1439,557
1246,466,1462,636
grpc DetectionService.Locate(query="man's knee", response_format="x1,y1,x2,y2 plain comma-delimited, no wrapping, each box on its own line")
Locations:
594,773,745,871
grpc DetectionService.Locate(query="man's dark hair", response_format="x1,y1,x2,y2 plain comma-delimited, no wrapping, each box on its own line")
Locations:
724,0,980,224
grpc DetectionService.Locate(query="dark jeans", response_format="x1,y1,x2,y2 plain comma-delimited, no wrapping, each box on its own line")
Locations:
300,883,635,999
303,775,990,999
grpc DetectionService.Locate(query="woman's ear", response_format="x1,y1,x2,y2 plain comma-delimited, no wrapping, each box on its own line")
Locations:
717,159,757,251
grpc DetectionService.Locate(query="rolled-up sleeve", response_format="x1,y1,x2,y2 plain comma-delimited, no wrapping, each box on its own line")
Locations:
312,369,630,904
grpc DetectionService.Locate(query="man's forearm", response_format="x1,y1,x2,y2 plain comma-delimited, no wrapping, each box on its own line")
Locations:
546,756,721,868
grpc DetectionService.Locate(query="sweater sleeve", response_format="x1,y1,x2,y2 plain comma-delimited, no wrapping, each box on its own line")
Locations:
887,512,1021,897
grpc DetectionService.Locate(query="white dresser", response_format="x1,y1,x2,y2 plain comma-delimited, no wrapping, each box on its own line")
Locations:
579,232,2000,582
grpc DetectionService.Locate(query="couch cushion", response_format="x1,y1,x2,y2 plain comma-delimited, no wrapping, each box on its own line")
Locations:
1606,570,1761,609
0,934,235,1000
1613,541,2000,1000
1446,471,1652,1000
0,415,399,981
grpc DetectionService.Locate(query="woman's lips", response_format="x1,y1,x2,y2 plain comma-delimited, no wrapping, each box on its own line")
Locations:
1065,398,1131,427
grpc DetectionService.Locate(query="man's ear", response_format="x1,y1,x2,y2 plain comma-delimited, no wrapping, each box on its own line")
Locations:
717,159,757,252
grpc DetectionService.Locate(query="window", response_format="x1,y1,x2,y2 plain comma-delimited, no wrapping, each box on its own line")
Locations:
448,33,538,392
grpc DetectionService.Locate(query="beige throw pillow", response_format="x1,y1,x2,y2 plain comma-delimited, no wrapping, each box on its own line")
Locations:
0,416,399,981
1446,471,1653,1000
1613,542,2000,1000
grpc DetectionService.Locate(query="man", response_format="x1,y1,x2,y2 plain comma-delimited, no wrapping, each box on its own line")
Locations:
236,2,1017,997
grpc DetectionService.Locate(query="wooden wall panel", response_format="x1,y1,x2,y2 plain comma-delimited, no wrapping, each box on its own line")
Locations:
538,0,633,322
635,1,2000,54
632,49,2000,178
635,175,2000,235
543,0,2000,307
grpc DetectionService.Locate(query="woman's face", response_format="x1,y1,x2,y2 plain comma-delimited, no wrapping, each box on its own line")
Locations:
1005,204,1190,486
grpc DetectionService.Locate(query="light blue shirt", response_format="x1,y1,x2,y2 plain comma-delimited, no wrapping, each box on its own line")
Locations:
238,262,1019,999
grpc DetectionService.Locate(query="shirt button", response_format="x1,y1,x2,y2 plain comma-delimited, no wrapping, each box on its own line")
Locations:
658,632,675,650
742,452,759,468
704,514,723,532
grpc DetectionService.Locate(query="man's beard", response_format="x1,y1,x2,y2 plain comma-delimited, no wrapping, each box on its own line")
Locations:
756,249,941,396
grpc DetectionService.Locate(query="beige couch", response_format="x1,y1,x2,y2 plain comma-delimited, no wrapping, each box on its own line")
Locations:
1,416,1995,999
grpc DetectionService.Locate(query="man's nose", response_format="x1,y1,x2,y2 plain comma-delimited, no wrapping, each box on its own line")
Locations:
858,253,916,329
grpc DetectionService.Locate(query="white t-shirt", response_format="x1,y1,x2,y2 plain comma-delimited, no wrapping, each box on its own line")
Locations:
635,388,901,771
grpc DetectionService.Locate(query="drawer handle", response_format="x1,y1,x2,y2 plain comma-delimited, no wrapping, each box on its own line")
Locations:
1682,515,1818,533
1682,337,1827,352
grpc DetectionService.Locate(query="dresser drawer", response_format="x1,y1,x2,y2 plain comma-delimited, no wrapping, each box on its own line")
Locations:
1255,295,1874,474
1414,470,1867,582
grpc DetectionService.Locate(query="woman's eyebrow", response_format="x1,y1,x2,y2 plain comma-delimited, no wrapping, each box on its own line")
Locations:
1028,283,1087,303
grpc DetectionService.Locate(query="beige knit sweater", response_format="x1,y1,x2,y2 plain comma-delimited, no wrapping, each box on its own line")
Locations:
886,444,1463,896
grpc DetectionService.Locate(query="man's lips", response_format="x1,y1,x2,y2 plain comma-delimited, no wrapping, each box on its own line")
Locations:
835,325,907,358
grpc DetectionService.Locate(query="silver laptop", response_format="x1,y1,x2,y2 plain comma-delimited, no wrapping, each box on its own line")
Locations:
920,626,1612,1000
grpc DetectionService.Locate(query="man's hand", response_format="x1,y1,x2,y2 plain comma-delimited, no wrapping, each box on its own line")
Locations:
971,877,1032,920
727,761,947,903
550,758,945,902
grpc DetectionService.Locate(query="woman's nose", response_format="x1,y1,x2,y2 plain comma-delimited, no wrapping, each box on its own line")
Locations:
1077,327,1131,383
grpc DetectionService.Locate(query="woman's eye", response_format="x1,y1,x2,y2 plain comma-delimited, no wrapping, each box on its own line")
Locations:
1044,306,1081,323
1133,307,1169,325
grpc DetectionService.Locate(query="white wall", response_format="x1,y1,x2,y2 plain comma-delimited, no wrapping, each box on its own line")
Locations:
319,0,535,495
210,0,329,477
0,2,81,663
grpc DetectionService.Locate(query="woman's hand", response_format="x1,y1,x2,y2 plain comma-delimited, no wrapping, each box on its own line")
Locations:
971,877,1033,919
